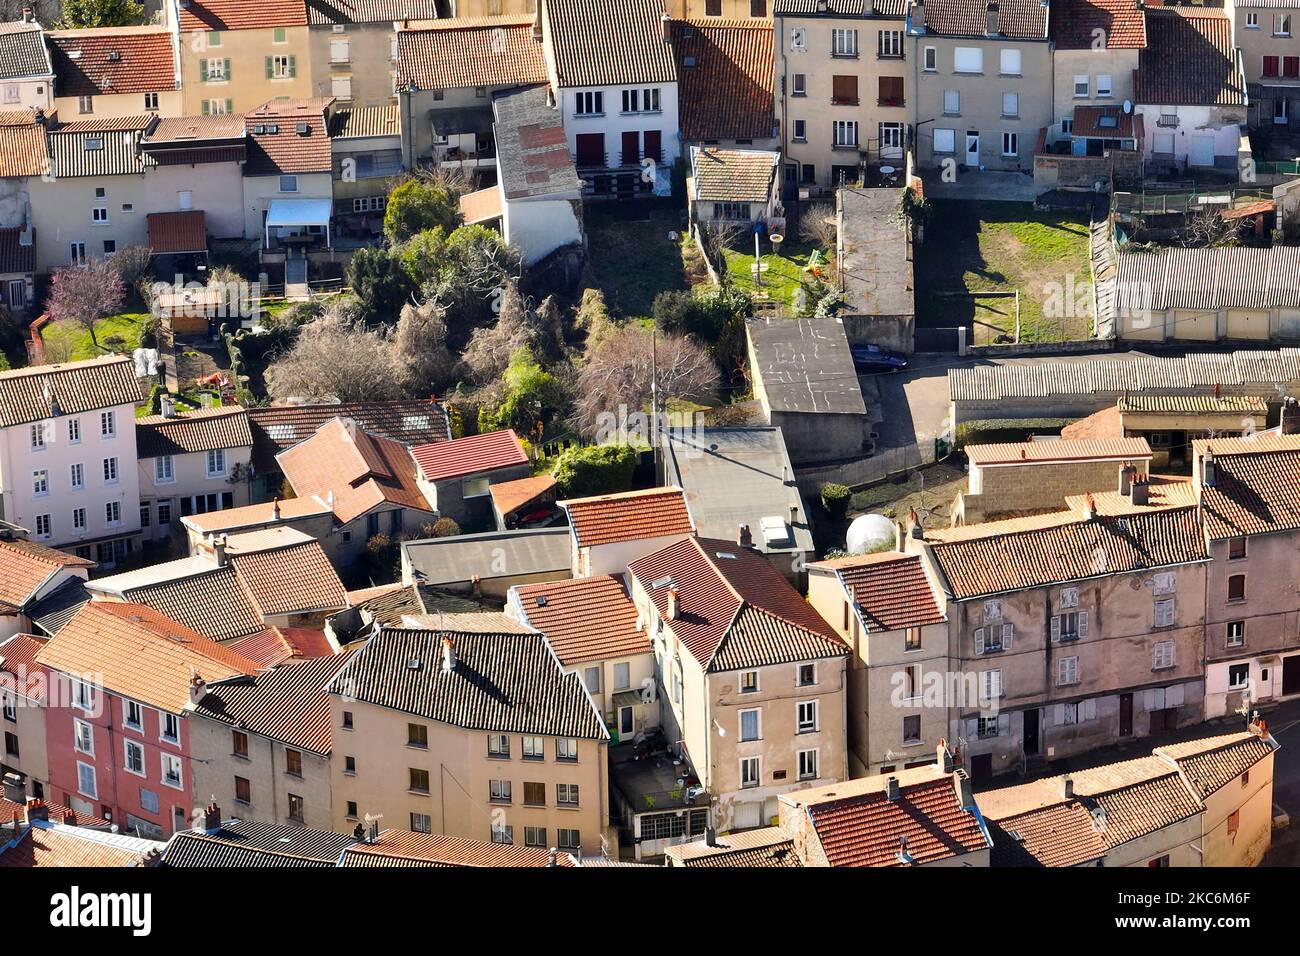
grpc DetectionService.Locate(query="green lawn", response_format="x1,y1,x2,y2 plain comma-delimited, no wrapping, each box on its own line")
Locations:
585,202,688,319
722,239,826,311
41,312,151,362
916,200,1093,344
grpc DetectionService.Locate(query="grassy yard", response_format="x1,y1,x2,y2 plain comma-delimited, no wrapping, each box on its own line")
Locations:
916,200,1092,344
41,312,151,362
585,202,688,319
722,238,826,312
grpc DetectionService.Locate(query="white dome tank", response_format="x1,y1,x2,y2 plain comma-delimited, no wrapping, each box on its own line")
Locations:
845,513,895,555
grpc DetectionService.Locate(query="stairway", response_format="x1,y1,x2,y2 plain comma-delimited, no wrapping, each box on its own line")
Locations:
285,255,310,301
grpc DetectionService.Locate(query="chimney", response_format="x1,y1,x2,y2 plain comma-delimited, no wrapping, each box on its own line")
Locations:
532,0,543,42
660,11,670,43
912,0,926,29
548,847,559,867
1282,398,1300,435
1061,775,1074,799
160,392,177,418
885,775,901,801
666,587,680,620
353,822,366,841
1084,492,1097,520
21,6,32,22
441,636,456,673
203,802,221,834
908,507,923,540
937,739,954,773
1118,464,1135,496
953,771,974,809
790,504,798,527
470,574,482,598
738,523,753,548
817,0,827,11
24,799,48,824
63,810,75,825
705,827,718,847
985,1,1000,35
189,672,207,706
213,533,228,566
140,848,162,867
1,772,24,805
272,498,281,520
1130,479,1150,507
1202,448,1216,488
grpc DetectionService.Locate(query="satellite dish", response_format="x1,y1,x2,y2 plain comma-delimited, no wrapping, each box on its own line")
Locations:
1122,100,1132,114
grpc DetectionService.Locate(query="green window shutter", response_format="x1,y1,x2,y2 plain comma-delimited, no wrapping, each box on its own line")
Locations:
288,55,297,78
224,58,231,79
199,59,208,82
202,100,210,115
265,56,273,79
225,99,233,113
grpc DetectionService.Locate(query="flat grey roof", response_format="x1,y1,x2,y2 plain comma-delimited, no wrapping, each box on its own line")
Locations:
746,316,867,416
403,527,571,585
664,427,815,556
838,187,914,318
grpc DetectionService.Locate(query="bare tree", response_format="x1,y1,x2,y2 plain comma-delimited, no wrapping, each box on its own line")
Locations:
459,280,536,384
1180,210,1240,249
799,204,838,251
266,303,401,403
573,326,719,436
45,258,125,349
701,221,745,272
393,298,457,397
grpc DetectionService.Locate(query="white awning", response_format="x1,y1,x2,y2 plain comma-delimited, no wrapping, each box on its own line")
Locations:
265,198,332,227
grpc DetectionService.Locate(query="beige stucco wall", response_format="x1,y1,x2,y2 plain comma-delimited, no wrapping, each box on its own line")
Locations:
1,685,48,797
563,652,658,741
242,171,334,241
578,532,693,578
189,713,335,830
1198,750,1274,867
1234,5,1300,88
138,445,253,542
1109,815,1203,867
1050,48,1140,138
327,695,612,856
308,23,403,108
910,36,1052,171
177,26,314,115
55,89,185,121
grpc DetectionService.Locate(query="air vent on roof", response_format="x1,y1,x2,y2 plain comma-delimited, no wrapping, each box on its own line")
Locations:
67,50,81,60
1098,115,1118,128
406,658,423,671
253,124,266,134
266,124,279,134
536,595,547,607
108,51,121,61
296,122,310,135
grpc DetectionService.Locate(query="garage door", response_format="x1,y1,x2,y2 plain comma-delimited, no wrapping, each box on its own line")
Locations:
1173,309,1216,340
1190,135,1215,167
1226,309,1269,339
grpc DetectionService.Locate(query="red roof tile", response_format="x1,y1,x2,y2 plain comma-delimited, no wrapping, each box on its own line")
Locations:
341,829,578,867
0,539,93,609
178,0,308,31
1135,10,1245,107
513,575,650,666
48,29,178,97
0,226,35,274
808,551,944,632
146,210,208,255
670,20,774,141
965,437,1151,465
1196,436,1300,539
411,429,527,482
562,486,694,549
0,633,48,701
396,17,549,91
1050,0,1146,49
244,98,334,176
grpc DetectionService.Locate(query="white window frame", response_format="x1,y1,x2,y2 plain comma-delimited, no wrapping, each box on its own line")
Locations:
123,699,144,732
103,456,119,484
1096,74,1112,97
1001,131,1018,157
160,711,180,744
74,718,94,756
923,46,937,71
124,738,146,777
161,752,183,790
105,500,121,527
1227,620,1246,648
1153,640,1175,670
954,47,983,74
34,513,51,539
155,455,174,484
740,755,761,789
68,418,81,444
999,48,1021,76
1057,655,1079,686
1002,92,1019,118
943,89,960,114
32,469,48,497
797,748,819,780
72,507,86,532
100,410,116,438
1154,598,1176,628
206,447,226,478
796,699,819,733
739,708,761,742
933,127,956,153
1074,75,1090,98
740,670,759,694
831,28,858,58
70,462,84,490
77,760,97,800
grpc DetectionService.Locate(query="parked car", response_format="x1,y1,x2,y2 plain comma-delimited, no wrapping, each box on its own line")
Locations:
850,344,909,374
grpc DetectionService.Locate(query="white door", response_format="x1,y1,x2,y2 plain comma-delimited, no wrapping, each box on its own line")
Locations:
965,131,980,165
1190,135,1215,167
7,279,24,309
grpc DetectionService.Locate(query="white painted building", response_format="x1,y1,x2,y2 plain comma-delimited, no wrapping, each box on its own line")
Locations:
0,356,144,565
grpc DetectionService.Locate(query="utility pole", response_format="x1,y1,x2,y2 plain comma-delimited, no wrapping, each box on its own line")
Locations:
651,320,660,484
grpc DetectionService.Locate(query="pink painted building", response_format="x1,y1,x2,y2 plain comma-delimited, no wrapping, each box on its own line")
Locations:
34,601,258,838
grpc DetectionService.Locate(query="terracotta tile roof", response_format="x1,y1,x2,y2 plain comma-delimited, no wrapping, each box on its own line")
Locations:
123,566,268,640
966,437,1151,466
0,226,35,274
0,822,159,867
278,417,435,524
665,826,801,867
229,541,349,616
1071,105,1137,139
0,633,48,701
671,19,774,141
329,626,607,739
341,829,578,866
923,505,1208,599
144,113,246,142
489,473,556,516
305,0,438,24
1196,436,1300,539
919,0,1049,39
0,538,92,609
227,626,335,667
629,536,847,672
1063,475,1198,516
0,21,52,80
691,146,777,203
48,29,178,97
144,210,208,255
988,801,1108,867
181,495,333,536
0,355,141,428
192,650,353,754
135,405,251,457
774,0,905,14
0,114,46,178
1060,405,1124,441
162,832,337,867
0,796,108,828
178,0,309,31
785,765,991,866
396,17,548,91
1050,0,1146,49
244,98,334,176
248,399,448,473
808,551,944,632
411,429,527,482
176,819,357,861
1120,394,1269,414
1157,730,1278,799
513,575,650,666
545,0,678,88
1135,10,1245,107
36,602,259,713
329,104,399,138
47,121,155,177
562,486,694,548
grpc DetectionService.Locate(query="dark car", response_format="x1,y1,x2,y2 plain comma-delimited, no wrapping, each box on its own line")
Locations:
850,344,909,374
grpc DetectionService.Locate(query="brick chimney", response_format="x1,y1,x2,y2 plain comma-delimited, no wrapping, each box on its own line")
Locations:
1061,775,1074,799
213,533,228,566
189,673,207,706
738,523,752,548
666,587,680,620
272,498,281,520
912,0,926,30
886,775,901,801
441,636,456,674
937,739,954,773
1118,464,1135,496
985,1,1000,36
24,799,48,824
1202,447,1216,488
1130,479,1150,506
203,802,221,833
953,771,974,809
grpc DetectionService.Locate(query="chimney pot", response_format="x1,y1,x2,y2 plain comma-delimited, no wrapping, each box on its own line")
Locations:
937,739,954,773
1118,464,1135,496
203,802,221,833
1130,479,1150,506
706,827,717,847
913,0,926,29
441,636,456,673
272,498,281,520
738,523,752,548
1202,450,1216,488
886,775,901,801
548,847,559,867
213,533,228,566
666,587,680,620
24,799,48,824
1061,775,1074,799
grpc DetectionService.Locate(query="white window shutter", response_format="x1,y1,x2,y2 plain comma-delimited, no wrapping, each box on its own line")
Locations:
965,718,978,738
998,712,1010,735
1002,623,1013,649
974,628,984,654
1050,616,1061,642
1054,704,1065,726
1083,698,1097,721
1168,683,1184,708
1078,610,1089,637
